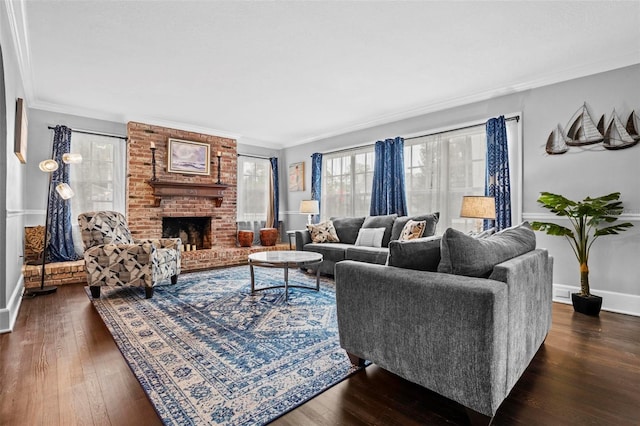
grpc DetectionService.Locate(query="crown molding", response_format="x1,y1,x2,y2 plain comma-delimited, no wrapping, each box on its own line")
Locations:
4,0,35,101
285,55,640,148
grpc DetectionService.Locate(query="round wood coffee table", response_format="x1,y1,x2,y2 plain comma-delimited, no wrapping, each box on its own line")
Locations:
248,251,323,301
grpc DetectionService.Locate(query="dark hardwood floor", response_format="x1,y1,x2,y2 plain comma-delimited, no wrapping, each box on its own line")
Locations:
1,283,639,426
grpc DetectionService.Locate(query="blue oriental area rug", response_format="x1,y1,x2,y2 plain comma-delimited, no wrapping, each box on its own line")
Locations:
88,265,362,425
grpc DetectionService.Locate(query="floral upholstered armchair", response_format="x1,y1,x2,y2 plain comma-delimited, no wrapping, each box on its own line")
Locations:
78,211,181,299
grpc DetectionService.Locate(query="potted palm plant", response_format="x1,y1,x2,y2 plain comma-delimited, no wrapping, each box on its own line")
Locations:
531,192,633,316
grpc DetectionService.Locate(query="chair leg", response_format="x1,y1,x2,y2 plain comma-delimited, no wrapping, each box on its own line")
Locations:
465,407,493,426
346,351,366,367
90,286,101,299
145,287,154,299
171,274,178,285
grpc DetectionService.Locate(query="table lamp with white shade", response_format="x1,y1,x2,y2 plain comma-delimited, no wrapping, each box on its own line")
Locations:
299,200,319,225
460,195,496,234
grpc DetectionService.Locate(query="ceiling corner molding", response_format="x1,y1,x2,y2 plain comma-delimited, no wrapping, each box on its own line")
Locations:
4,0,36,102
288,54,640,148
124,115,243,142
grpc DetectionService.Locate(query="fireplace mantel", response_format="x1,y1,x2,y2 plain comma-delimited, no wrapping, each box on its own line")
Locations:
147,180,230,207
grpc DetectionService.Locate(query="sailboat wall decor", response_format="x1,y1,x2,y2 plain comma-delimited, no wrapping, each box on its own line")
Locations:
626,110,640,141
546,124,570,155
565,103,604,146
545,103,639,155
603,110,639,150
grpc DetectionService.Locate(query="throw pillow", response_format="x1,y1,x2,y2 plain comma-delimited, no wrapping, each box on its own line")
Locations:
362,214,397,247
390,212,440,241
307,221,340,243
354,227,386,248
330,216,366,245
387,236,441,271
399,220,427,241
475,227,495,239
437,222,536,278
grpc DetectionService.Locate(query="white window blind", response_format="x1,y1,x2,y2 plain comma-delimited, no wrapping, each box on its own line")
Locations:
404,118,520,233
404,125,486,234
321,146,375,219
69,132,126,254
237,156,270,221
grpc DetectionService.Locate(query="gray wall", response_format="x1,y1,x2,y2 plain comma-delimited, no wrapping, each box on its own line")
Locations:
282,64,640,315
0,5,27,332
24,109,126,226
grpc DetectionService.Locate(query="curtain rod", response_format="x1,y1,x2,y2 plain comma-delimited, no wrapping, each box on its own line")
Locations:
237,153,272,160
321,114,520,156
47,126,128,140
404,115,520,141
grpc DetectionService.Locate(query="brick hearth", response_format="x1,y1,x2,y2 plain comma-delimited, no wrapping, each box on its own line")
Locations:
23,243,290,287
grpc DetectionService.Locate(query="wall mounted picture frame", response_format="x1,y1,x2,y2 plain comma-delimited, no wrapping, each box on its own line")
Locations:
14,98,27,163
167,138,210,175
288,161,305,191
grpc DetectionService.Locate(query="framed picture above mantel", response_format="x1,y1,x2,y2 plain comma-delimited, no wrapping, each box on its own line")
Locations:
167,138,210,175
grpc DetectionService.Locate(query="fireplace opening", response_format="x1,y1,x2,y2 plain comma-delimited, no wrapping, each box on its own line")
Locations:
162,217,211,250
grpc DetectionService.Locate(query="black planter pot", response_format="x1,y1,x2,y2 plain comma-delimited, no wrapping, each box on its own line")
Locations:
571,293,603,316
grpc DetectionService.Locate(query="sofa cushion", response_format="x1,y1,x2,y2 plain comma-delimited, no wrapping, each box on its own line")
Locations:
307,220,340,243
437,222,536,278
399,219,426,241
391,212,439,241
345,246,389,265
330,216,366,244
354,227,386,247
303,243,351,263
387,236,441,271
362,214,397,247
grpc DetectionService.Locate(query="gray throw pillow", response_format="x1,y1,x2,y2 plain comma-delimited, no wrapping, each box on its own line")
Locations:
437,222,536,277
330,216,366,245
391,212,440,241
354,227,386,247
362,214,397,247
387,235,441,271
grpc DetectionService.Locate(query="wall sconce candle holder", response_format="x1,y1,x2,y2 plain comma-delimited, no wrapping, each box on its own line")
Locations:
216,151,222,184
150,142,158,181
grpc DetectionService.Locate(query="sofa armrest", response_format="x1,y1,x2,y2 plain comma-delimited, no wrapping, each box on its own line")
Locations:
488,249,553,390
295,230,311,251
335,261,508,417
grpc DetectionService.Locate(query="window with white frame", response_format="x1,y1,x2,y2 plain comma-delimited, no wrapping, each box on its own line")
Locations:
404,118,520,233
404,125,486,234
321,146,375,219
237,156,270,221
69,132,126,254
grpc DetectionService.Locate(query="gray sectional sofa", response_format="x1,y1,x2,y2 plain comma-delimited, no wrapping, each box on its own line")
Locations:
294,212,439,275
335,222,553,424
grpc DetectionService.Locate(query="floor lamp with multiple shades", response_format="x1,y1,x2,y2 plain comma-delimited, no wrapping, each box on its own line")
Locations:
299,200,319,225
460,195,496,234
26,153,82,296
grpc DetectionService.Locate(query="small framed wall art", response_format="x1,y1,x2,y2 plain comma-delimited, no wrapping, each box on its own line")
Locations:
288,161,305,191
14,98,27,163
167,138,210,175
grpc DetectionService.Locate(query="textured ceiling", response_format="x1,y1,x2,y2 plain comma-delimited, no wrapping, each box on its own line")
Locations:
8,1,640,148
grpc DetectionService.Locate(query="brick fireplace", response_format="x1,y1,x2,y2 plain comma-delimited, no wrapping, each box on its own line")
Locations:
125,122,286,272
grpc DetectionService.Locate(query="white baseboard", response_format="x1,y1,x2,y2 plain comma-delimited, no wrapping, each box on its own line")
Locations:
553,283,640,317
0,276,25,333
